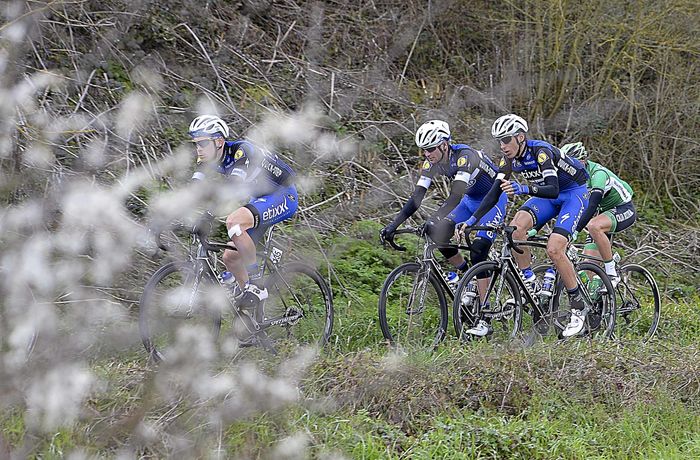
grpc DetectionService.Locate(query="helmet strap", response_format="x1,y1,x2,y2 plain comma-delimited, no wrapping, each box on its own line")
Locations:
515,133,526,158
438,141,449,163
216,139,226,162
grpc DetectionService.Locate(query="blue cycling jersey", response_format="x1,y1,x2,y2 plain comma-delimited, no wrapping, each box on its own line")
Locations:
417,144,499,198
192,140,296,196
496,140,588,192
191,139,299,239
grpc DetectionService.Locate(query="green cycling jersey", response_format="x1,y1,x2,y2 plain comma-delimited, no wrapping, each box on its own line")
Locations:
586,160,633,212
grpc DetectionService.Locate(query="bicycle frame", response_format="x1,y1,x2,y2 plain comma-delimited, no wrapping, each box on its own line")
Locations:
524,234,614,320
174,223,301,331
415,238,455,301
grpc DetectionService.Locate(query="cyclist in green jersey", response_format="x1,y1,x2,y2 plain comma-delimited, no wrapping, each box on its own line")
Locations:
561,142,636,286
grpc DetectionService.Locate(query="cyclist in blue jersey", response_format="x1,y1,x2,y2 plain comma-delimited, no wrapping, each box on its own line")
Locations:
188,115,298,310
380,120,507,293
462,114,591,337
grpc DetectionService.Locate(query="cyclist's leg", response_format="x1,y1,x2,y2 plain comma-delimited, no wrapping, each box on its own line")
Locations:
548,186,588,290
550,186,590,337
439,196,474,270
590,201,636,278
582,234,601,259
226,186,299,289
515,197,557,272
472,192,507,298
223,207,257,290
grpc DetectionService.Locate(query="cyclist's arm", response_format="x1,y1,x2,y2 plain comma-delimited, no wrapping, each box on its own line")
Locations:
526,149,559,198
527,175,559,199
469,179,503,224
576,189,604,232
576,170,608,231
434,180,467,219
388,186,427,229
469,154,516,223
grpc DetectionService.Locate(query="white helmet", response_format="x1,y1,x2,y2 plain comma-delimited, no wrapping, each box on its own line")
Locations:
491,114,528,138
560,141,588,161
188,115,229,138
415,120,451,149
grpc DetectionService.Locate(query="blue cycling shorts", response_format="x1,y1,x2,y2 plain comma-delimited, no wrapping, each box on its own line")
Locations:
520,185,589,239
447,192,507,242
245,185,298,243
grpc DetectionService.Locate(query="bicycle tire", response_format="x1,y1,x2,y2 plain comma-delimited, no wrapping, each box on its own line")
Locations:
138,261,222,362
614,263,661,342
261,262,334,349
378,262,448,351
452,261,522,342
550,261,617,339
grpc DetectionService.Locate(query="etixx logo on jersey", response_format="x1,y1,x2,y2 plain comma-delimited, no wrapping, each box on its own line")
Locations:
262,199,289,221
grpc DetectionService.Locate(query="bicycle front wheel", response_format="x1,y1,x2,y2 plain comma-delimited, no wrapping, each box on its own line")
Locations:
378,262,448,351
614,263,661,342
138,261,223,362
261,262,334,349
453,261,522,342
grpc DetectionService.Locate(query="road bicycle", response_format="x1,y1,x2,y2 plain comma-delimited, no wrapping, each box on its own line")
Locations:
454,225,617,342
378,226,479,351
138,213,333,361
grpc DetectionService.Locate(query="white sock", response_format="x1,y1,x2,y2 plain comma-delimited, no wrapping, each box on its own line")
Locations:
604,260,618,277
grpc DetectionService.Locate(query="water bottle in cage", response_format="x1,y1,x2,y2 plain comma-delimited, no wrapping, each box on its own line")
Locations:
540,268,556,298
446,271,459,291
461,278,479,307
219,271,235,285
219,271,242,302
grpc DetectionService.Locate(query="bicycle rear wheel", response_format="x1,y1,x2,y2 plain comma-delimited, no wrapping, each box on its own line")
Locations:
261,262,334,349
378,262,448,351
138,261,223,362
453,261,522,342
614,263,661,342
551,262,616,339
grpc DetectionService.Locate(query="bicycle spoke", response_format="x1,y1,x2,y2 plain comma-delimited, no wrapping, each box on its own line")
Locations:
262,263,333,350
614,264,661,342
454,262,521,343
139,262,222,362
379,263,447,351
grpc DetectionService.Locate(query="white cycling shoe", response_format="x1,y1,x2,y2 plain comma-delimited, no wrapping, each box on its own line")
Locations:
237,283,269,311
561,309,586,337
464,320,493,337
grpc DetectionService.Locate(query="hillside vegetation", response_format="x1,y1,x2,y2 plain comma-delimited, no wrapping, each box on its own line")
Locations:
1,0,699,458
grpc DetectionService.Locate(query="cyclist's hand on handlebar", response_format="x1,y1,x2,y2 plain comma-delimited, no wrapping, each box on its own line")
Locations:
379,224,397,246
456,216,477,241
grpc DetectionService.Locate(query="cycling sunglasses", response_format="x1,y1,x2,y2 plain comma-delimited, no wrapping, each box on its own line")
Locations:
497,135,514,145
424,145,440,153
192,138,217,148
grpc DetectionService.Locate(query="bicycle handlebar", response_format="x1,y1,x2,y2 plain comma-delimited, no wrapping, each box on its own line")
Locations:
152,213,238,254
382,227,422,251
457,224,501,246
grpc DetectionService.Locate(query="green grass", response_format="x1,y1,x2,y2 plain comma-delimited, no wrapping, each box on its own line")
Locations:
2,220,699,458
